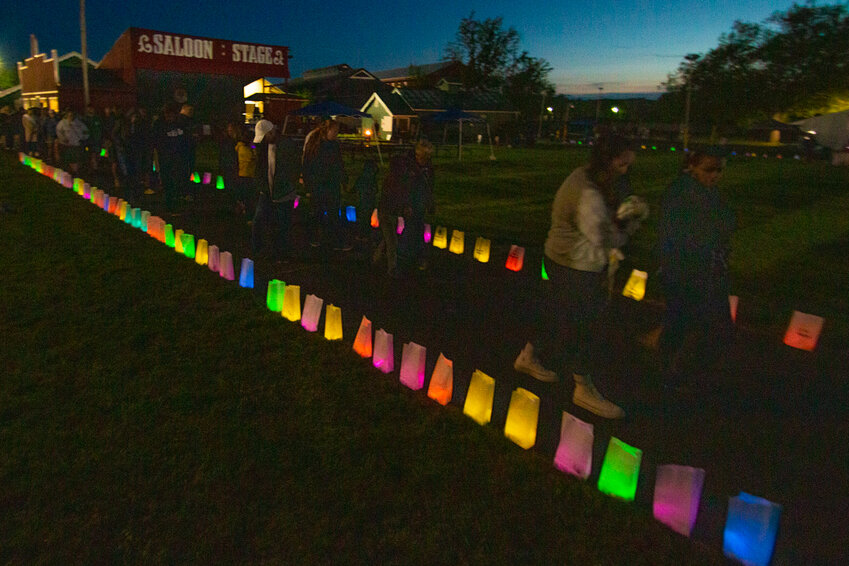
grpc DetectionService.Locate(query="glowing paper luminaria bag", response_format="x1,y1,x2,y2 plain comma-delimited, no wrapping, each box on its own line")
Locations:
373,329,394,373
597,437,642,502
426,353,453,405
503,387,540,449
324,304,343,340
352,316,373,358
463,370,495,425
473,237,490,263
553,411,593,479
238,258,254,288
723,492,782,566
622,269,648,301
653,464,705,537
449,230,465,254
399,342,427,390
301,294,324,332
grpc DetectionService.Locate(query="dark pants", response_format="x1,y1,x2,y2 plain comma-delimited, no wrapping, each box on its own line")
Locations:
659,277,733,381
252,193,293,257
159,159,189,212
398,213,426,271
310,190,343,248
533,258,608,377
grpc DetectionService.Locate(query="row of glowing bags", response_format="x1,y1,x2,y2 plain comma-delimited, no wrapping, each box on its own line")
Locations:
29,157,781,564
26,157,786,562
342,309,780,564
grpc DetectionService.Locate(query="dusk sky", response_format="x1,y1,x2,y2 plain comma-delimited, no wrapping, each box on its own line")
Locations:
2,0,795,95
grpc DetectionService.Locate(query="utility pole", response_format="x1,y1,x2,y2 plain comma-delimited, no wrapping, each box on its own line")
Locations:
536,91,546,139
595,86,603,122
683,81,691,150
80,0,90,107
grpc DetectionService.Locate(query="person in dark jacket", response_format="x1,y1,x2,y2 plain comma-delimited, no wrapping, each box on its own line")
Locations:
352,159,379,239
152,102,191,214
302,119,349,250
657,147,736,390
252,120,300,260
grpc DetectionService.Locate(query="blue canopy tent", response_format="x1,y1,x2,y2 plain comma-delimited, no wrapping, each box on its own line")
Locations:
290,100,371,118
425,108,493,160
283,100,378,161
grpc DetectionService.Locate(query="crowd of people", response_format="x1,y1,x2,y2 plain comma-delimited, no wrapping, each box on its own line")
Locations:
512,136,735,419
3,104,735,420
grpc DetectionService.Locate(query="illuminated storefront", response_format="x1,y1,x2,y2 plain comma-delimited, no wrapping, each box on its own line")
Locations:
19,28,290,121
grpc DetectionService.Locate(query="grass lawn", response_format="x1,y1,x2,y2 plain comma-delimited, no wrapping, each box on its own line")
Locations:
0,153,728,563
415,144,849,342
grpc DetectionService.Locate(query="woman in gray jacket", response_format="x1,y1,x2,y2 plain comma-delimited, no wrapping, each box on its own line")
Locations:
514,135,643,419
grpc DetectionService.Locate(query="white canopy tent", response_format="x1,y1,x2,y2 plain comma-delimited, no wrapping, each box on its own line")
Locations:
792,110,849,150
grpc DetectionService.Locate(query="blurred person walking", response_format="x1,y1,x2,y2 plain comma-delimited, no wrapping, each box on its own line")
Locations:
302,119,349,251
55,110,89,174
152,102,191,214
513,135,645,419
657,148,736,392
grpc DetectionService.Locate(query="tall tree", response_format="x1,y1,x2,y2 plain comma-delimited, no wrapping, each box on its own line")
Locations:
445,13,520,89
0,55,19,90
665,2,849,126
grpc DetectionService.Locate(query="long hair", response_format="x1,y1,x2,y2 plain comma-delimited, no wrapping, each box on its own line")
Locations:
586,134,632,209
303,119,338,161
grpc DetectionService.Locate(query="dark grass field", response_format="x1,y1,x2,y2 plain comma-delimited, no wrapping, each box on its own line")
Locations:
2,145,848,564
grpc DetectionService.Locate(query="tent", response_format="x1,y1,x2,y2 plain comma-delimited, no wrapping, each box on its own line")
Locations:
290,100,371,118
425,108,494,161
792,110,849,150
282,100,371,135
283,100,379,161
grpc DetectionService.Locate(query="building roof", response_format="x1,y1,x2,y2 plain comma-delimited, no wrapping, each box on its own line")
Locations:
362,91,416,116
282,64,391,111
395,87,517,113
59,66,132,91
371,61,457,81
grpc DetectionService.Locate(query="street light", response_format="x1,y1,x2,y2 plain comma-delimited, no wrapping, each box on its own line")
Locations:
595,87,603,121
611,106,620,114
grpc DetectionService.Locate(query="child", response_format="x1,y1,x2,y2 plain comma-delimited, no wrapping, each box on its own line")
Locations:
235,130,256,215
352,159,379,240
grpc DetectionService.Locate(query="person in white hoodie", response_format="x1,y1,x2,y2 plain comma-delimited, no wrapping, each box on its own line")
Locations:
55,110,89,173
514,135,646,419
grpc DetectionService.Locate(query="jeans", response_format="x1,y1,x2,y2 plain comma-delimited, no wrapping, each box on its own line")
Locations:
310,190,343,248
252,193,293,256
533,258,608,377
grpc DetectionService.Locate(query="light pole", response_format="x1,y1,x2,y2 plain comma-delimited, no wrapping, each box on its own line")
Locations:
681,54,699,151
562,102,571,141
80,0,89,107
595,86,603,122
537,91,547,139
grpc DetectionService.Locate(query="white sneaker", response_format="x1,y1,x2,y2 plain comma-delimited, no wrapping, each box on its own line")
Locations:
513,343,558,382
572,378,625,419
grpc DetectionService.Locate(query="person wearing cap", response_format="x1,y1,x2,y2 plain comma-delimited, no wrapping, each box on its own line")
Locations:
657,147,736,392
252,120,301,260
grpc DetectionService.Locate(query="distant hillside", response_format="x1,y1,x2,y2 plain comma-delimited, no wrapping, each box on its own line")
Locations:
565,92,663,101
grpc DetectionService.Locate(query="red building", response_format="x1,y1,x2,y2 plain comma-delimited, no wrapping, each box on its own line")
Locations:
19,28,290,121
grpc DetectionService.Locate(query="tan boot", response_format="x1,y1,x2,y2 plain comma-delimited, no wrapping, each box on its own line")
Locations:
572,374,625,419
513,342,558,382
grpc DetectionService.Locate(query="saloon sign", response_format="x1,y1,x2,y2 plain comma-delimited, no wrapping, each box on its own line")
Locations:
130,28,289,78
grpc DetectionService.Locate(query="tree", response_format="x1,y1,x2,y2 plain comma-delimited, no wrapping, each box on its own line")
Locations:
503,52,554,119
0,55,19,90
445,13,553,121
445,13,520,90
445,13,552,93
665,2,849,127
